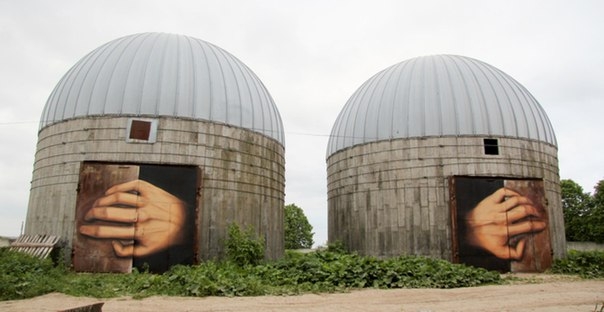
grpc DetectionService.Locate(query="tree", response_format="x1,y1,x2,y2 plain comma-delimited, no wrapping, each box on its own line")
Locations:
560,179,593,242
589,179,604,243
284,204,314,249
560,178,604,243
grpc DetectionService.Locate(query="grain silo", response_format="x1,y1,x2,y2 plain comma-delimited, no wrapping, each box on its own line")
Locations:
25,32,285,273
327,55,564,272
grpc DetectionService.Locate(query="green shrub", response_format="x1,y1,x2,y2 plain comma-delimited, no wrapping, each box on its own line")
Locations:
263,248,501,291
551,250,604,278
225,223,265,267
0,248,63,300
325,241,348,254
155,262,266,297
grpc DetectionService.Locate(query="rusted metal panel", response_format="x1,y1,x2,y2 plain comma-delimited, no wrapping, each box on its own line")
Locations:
72,163,139,273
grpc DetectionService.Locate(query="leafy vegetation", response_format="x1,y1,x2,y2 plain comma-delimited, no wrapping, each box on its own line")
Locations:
551,250,604,278
1,243,504,301
0,248,63,300
284,203,314,249
9,227,600,301
263,248,501,291
225,223,265,267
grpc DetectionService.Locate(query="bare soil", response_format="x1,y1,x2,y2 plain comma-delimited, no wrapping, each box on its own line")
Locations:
1,274,603,312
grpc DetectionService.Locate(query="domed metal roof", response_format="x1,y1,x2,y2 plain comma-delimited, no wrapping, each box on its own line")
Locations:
327,55,556,156
40,32,284,145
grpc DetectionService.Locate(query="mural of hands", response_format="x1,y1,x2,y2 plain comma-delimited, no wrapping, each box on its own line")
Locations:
465,187,546,260
79,179,186,257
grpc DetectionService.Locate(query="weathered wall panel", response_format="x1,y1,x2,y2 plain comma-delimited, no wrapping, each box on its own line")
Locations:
26,116,285,264
327,136,565,261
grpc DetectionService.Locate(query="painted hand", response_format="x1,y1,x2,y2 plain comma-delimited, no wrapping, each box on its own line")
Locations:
79,179,186,257
465,188,546,260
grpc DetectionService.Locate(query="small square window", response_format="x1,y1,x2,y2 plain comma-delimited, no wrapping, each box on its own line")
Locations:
484,138,499,155
126,118,157,143
129,120,151,140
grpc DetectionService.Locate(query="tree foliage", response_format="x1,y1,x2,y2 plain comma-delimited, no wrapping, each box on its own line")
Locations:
284,204,314,249
590,180,604,242
561,179,592,242
561,179,604,243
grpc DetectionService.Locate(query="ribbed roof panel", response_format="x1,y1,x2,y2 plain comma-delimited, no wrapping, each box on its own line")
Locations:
327,55,556,156
40,32,284,145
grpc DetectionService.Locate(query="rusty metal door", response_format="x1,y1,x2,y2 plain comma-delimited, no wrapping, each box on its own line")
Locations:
73,162,200,273
450,176,552,273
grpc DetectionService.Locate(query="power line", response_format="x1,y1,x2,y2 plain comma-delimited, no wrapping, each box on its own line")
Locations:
0,120,39,126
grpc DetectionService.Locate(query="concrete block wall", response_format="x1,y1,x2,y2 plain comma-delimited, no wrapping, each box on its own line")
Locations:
26,116,285,263
327,136,565,260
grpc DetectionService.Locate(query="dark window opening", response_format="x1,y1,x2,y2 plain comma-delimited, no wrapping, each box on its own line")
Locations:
484,138,499,155
129,120,152,141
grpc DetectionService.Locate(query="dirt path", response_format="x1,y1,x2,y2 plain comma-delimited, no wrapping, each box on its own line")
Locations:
2,275,603,312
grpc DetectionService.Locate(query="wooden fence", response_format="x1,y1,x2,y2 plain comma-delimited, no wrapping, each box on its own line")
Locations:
9,234,60,259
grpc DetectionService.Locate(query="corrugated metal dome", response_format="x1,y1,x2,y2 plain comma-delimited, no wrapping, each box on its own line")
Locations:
327,55,556,156
40,32,284,145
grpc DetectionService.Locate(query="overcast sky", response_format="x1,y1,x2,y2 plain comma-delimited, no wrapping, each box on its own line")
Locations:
1,0,603,246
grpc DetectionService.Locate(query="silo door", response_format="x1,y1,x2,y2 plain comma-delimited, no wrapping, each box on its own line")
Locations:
73,163,138,273
450,176,552,273
73,162,199,273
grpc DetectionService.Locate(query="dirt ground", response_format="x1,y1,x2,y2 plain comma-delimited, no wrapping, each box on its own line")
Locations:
2,274,603,312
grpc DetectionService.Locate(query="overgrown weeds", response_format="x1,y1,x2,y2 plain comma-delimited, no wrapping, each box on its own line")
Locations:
551,250,604,278
1,246,503,300
0,248,64,300
4,246,603,301
225,223,265,267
